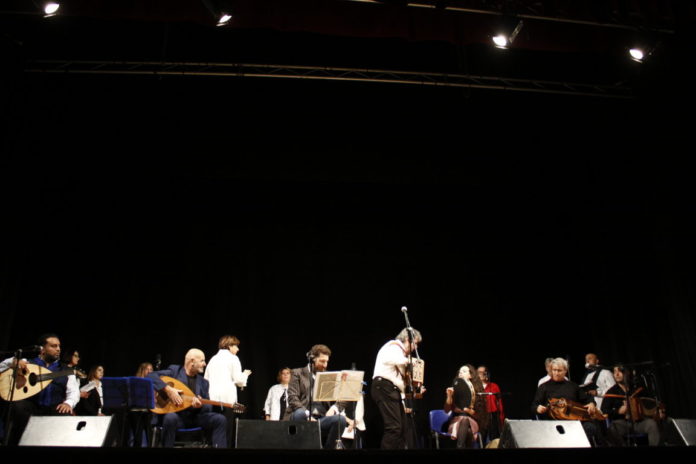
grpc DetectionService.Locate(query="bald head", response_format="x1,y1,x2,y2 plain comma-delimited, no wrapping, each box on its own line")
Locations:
184,348,206,376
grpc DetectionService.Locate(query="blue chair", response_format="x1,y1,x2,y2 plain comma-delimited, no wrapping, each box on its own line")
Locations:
429,409,484,449
429,409,452,449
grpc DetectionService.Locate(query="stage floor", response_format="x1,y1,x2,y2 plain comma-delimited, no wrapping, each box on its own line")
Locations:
3,446,695,464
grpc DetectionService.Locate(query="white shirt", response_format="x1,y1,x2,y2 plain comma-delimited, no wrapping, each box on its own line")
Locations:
80,380,104,415
581,368,616,409
372,339,409,393
263,383,288,420
204,349,249,404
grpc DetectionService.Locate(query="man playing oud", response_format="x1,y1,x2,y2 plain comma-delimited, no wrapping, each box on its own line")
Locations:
148,349,226,448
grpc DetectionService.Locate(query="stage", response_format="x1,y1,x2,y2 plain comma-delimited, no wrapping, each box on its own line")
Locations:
4,445,695,464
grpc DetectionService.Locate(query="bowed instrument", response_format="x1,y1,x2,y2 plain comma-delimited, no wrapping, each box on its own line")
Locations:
547,397,607,422
401,306,425,401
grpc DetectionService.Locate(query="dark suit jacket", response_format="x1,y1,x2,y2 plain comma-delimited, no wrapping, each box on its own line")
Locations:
147,364,213,414
284,365,345,420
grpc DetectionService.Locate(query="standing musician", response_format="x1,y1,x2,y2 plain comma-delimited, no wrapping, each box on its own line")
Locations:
371,327,423,449
148,349,227,448
580,353,616,410
204,335,251,448
477,365,505,441
2,334,80,446
601,364,661,446
532,357,606,447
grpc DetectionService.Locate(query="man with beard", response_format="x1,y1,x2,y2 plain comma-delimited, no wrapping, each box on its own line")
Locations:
2,333,80,446
286,344,351,448
148,348,227,448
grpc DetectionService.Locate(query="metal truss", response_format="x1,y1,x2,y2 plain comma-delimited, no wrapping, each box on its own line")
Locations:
24,60,634,99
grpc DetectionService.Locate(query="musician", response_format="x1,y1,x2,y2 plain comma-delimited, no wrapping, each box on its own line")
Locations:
532,357,605,447
4,334,80,446
135,362,154,377
264,367,291,421
477,365,505,441
581,353,616,410
204,335,251,447
601,364,660,446
61,349,87,382
148,348,227,448
371,328,422,449
286,344,351,448
444,365,486,448
76,365,105,416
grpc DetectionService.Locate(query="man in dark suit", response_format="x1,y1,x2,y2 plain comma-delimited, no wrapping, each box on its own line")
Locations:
285,344,351,448
148,348,227,448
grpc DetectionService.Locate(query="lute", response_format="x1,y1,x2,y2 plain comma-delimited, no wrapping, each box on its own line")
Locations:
0,364,77,401
151,375,246,414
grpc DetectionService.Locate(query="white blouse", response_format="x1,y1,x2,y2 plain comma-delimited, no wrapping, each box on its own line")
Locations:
204,349,249,404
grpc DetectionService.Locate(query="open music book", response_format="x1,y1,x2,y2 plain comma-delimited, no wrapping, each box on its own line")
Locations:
312,370,364,402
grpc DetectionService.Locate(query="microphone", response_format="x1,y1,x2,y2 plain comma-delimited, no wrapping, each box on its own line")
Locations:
154,353,162,370
21,345,43,353
306,351,314,360
401,306,408,313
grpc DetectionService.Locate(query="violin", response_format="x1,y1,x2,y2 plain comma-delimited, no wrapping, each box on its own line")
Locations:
547,397,607,422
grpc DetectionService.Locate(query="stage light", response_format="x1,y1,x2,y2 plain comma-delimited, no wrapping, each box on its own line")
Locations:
217,13,232,26
629,48,645,62
43,2,60,17
492,19,523,49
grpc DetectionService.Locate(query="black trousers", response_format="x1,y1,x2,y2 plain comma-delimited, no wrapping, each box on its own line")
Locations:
371,378,412,449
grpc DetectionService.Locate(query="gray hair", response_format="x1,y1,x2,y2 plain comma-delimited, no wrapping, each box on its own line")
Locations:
550,357,569,372
396,328,422,343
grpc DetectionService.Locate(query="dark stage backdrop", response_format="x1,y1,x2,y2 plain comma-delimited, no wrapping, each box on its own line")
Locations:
2,67,695,447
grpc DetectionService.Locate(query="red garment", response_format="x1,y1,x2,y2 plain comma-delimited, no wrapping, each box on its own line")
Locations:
483,382,505,424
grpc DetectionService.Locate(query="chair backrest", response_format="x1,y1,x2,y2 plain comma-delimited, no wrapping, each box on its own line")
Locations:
429,409,452,433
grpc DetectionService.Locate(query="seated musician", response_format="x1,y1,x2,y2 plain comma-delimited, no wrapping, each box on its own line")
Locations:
443,364,487,448
148,348,226,448
532,357,606,447
601,364,661,446
285,344,352,449
2,334,81,446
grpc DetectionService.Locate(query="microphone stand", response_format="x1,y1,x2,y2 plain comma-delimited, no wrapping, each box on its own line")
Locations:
401,307,421,449
3,348,22,446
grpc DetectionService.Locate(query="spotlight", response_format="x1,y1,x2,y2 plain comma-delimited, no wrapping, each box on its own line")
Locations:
217,13,232,27
629,48,645,62
492,19,523,49
43,2,60,17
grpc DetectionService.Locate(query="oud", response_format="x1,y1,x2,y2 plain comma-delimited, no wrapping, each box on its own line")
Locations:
151,376,246,415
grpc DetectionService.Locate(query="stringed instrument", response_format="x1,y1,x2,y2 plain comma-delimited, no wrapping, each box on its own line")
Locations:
151,375,246,415
547,397,607,421
604,387,666,421
0,364,77,401
401,307,425,400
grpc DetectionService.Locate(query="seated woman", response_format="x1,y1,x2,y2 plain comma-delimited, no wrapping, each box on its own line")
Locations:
135,362,154,377
443,364,488,448
264,367,291,421
76,365,105,416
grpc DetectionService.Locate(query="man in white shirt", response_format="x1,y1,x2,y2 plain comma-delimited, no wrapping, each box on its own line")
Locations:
371,327,422,449
204,334,251,447
580,353,615,410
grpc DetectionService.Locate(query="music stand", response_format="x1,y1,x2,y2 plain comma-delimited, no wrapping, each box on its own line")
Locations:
102,377,155,447
312,370,364,449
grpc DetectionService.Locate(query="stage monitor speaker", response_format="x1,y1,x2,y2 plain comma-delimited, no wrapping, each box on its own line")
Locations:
499,419,590,448
236,419,322,449
19,416,117,447
665,418,696,446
